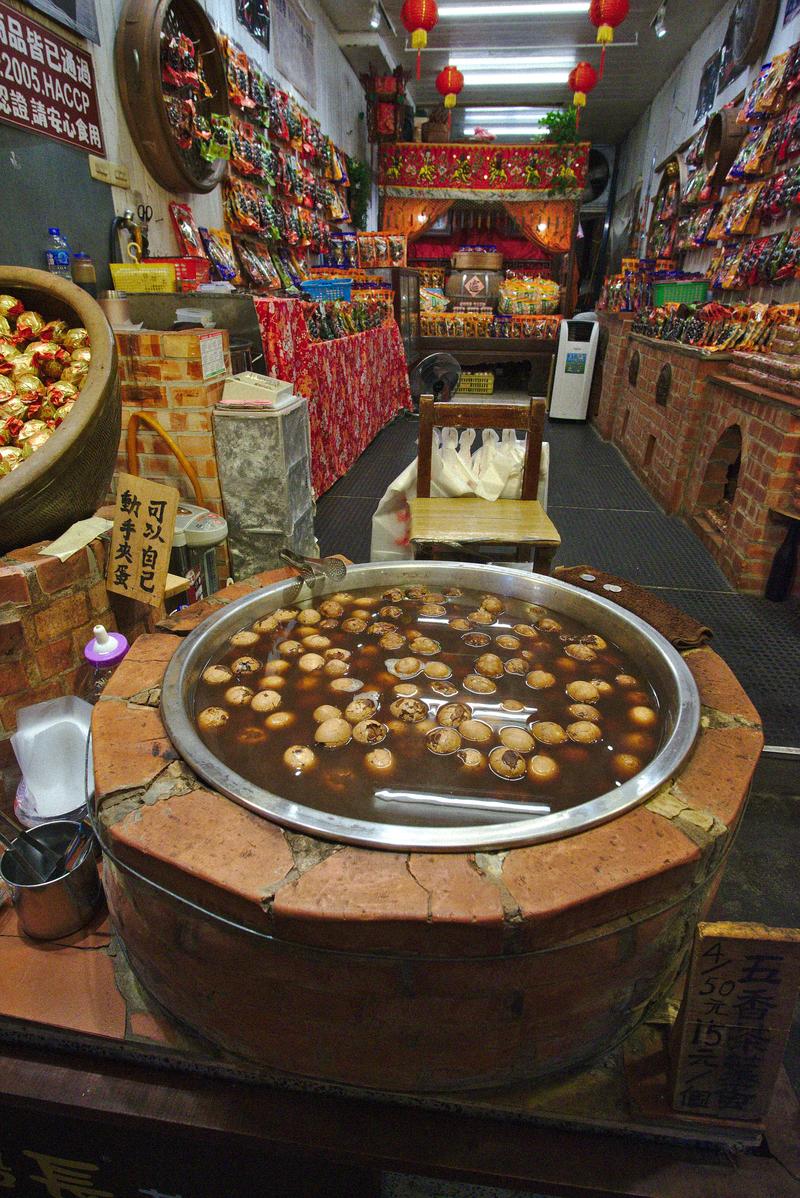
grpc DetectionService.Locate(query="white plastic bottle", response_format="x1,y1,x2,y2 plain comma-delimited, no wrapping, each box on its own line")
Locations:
44,228,71,278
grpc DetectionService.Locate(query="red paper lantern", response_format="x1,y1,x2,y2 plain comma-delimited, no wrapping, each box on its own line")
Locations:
401,0,439,79
568,62,598,111
436,65,464,109
589,0,628,76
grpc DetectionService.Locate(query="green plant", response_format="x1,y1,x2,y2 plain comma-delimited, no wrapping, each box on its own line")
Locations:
539,107,579,144
347,157,372,231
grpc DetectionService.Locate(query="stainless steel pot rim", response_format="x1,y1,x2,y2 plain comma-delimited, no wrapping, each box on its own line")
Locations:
160,563,701,852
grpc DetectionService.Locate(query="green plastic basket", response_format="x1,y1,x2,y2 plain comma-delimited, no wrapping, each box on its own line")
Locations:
652,280,709,306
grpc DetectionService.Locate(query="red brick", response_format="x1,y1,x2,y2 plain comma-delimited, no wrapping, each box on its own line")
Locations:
0,565,30,607
120,384,168,408
35,636,74,680
0,660,27,696
89,580,112,616
1,681,63,732
177,434,215,456
33,549,92,594
0,618,23,656
34,592,89,643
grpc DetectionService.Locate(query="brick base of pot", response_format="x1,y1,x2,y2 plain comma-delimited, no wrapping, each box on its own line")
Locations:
92,574,763,1093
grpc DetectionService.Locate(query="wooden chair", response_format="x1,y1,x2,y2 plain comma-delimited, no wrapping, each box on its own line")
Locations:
409,395,561,572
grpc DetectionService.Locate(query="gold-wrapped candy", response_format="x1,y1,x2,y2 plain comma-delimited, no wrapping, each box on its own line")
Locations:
0,340,19,374
46,380,77,408
55,399,75,424
24,427,53,452
9,354,36,383
0,376,15,401
0,295,24,322
62,327,89,352
14,311,45,342
70,346,91,365
0,396,27,421
60,361,88,389
29,340,69,381
0,446,24,474
40,320,68,343
15,374,45,401
0,316,10,338
16,418,48,446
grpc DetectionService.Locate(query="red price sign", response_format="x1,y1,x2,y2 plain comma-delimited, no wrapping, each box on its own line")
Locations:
0,1,104,155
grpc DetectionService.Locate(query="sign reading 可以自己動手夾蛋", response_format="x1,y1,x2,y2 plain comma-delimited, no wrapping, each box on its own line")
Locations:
0,1,104,155
106,474,179,608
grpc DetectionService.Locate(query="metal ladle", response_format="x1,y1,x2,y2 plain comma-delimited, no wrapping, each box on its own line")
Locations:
0,813,63,883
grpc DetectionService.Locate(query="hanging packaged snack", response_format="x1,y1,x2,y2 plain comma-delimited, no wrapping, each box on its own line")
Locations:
199,227,243,285
223,38,255,110
234,239,282,290
727,125,774,181
202,114,233,161
162,31,199,90
193,113,212,143
165,97,195,151
169,202,207,259
249,69,270,126
231,120,259,176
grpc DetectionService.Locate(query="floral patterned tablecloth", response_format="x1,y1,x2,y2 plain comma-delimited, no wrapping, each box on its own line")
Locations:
254,297,412,497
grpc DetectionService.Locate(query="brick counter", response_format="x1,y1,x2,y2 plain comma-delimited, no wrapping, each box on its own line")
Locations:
92,571,763,1092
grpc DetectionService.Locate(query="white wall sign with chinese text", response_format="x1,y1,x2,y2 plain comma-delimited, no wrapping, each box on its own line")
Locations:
106,474,178,608
273,0,316,109
0,1,104,154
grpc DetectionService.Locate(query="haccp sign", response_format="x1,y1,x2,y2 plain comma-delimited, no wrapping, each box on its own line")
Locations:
0,1,104,154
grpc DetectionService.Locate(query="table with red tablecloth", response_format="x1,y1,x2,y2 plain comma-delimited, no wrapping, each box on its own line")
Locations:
254,297,412,497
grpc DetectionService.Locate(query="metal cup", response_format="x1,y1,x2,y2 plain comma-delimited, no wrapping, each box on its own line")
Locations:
0,820,102,940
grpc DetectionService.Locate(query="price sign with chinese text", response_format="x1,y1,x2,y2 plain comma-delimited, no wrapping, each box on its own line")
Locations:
106,474,178,608
0,1,104,154
672,921,800,1121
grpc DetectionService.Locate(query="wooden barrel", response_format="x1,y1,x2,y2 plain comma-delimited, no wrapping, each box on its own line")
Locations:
0,267,119,553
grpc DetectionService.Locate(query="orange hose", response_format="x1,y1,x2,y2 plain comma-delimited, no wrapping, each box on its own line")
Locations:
126,410,204,505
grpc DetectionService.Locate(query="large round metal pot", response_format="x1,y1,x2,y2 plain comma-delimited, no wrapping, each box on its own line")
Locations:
161,563,700,852
0,267,119,553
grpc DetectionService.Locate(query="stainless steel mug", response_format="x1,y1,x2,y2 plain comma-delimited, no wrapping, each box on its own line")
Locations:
0,820,102,940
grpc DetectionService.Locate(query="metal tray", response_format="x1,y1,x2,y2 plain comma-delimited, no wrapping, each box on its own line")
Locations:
160,563,700,852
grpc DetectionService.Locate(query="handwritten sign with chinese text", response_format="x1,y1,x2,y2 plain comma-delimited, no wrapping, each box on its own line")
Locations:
106,474,178,608
0,1,104,155
672,921,800,1121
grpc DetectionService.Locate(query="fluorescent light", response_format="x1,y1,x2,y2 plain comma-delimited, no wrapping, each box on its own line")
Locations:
369,0,380,28
461,70,571,84
475,125,545,135
463,107,551,116
440,2,590,16
452,54,575,68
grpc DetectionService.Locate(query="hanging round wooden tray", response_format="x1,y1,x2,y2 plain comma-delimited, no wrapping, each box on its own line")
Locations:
115,0,229,195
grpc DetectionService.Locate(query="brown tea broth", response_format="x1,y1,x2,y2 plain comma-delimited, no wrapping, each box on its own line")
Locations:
194,586,663,826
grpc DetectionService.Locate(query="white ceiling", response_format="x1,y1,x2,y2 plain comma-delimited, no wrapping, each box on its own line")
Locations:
320,0,731,144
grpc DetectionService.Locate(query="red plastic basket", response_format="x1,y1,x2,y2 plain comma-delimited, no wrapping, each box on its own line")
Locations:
146,257,211,291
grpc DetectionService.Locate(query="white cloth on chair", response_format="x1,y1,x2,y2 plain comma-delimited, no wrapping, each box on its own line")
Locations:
370,431,550,562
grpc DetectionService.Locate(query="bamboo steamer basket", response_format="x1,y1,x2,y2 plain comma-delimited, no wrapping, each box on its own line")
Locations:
0,267,120,554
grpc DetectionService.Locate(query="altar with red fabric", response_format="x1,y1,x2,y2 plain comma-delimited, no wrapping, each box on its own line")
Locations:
255,297,412,497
